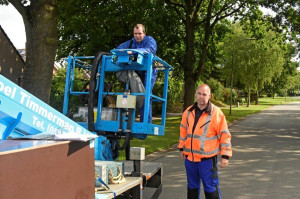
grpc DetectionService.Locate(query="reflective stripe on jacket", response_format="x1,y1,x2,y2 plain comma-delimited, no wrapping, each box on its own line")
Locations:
179,102,232,162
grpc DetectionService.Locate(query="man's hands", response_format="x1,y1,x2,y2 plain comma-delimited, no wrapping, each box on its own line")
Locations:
220,158,229,168
180,152,229,168
180,151,186,160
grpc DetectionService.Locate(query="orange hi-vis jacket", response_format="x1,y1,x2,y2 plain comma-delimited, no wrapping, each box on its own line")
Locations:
179,102,232,162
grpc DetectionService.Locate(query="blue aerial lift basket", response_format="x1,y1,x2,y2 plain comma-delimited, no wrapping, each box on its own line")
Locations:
62,49,174,159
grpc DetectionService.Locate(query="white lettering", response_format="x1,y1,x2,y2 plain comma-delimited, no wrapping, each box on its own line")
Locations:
26,96,31,107
11,87,16,99
29,100,39,112
4,86,12,96
38,106,48,118
47,124,55,133
67,123,74,133
32,116,44,130
19,91,27,104
52,114,57,123
32,116,38,125
56,117,64,127
0,79,90,136
0,81,17,99
47,112,53,121
0,81,4,91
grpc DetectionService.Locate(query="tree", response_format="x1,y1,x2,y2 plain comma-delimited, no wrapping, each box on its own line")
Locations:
165,0,259,109
254,29,285,104
259,0,300,54
222,23,285,106
57,0,261,110
265,44,298,98
240,9,298,101
0,0,58,103
57,0,182,62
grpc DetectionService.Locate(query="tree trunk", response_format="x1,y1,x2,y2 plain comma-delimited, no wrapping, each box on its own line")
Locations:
247,88,250,107
12,0,58,103
183,74,196,110
167,0,243,110
255,90,259,105
182,3,196,110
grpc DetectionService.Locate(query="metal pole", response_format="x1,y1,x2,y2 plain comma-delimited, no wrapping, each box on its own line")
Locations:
230,47,234,116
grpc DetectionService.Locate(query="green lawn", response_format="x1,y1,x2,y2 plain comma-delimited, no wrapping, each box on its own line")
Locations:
117,97,299,160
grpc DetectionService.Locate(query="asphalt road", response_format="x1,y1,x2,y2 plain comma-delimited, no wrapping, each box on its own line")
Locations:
146,101,300,199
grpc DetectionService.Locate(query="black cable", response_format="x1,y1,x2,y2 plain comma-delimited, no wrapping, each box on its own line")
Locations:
88,51,110,132
116,109,133,151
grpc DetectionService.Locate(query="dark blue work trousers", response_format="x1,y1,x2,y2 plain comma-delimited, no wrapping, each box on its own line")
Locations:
185,156,221,199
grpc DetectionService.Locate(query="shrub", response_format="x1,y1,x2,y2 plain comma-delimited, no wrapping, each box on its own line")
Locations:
206,78,224,101
223,87,238,104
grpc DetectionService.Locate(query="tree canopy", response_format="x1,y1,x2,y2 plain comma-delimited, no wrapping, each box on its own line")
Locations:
1,0,298,107
222,21,297,106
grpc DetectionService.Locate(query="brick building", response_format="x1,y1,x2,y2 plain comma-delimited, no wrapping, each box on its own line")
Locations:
0,25,25,86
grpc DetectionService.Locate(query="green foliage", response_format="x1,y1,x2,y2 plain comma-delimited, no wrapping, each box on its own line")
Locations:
166,75,184,112
50,67,87,112
264,44,298,95
56,0,298,108
259,0,300,49
57,0,185,111
0,1,9,5
58,0,261,110
57,0,182,63
222,87,238,104
222,22,287,105
206,78,224,101
152,72,184,114
168,0,259,108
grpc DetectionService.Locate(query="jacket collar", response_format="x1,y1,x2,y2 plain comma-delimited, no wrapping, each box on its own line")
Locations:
188,100,212,114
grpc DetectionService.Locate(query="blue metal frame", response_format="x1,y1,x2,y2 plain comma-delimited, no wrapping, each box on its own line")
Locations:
62,49,173,137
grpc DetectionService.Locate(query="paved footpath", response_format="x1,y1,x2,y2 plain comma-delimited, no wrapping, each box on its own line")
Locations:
144,101,300,199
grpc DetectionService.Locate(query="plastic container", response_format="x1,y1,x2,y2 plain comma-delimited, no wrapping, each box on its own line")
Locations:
101,107,118,121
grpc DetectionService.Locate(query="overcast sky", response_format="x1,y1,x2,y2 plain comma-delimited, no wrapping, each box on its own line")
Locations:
0,4,26,49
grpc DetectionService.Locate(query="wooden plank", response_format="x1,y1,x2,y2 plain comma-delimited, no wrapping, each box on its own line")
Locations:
95,177,142,199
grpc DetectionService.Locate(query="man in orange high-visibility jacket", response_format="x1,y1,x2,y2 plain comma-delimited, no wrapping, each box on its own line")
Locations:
179,84,232,199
